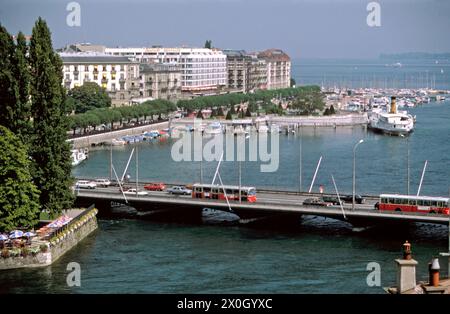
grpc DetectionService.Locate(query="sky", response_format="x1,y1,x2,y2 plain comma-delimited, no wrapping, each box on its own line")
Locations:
1,0,449,59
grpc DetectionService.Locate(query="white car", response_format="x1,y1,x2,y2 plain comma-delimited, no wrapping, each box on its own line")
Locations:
95,178,111,187
123,189,148,196
75,180,97,189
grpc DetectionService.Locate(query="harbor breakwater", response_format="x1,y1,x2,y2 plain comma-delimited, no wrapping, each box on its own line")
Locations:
171,113,369,128
69,120,170,148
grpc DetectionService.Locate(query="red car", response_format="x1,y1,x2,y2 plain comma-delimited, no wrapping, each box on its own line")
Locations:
144,183,166,191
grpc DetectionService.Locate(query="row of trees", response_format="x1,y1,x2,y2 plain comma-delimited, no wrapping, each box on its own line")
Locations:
68,99,177,135
67,85,327,134
0,19,74,231
176,86,321,113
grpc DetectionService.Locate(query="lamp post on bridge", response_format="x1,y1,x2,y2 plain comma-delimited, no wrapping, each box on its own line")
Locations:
352,139,364,211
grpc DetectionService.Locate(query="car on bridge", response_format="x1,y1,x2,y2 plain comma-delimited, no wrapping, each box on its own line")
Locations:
166,186,192,195
322,196,344,206
75,180,97,189
303,197,333,207
123,188,148,196
95,178,111,187
144,183,166,191
339,194,366,204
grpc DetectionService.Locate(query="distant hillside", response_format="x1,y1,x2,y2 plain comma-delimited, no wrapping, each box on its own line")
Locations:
380,52,450,60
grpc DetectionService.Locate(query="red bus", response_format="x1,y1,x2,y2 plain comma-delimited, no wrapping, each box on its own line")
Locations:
192,183,257,203
376,194,450,215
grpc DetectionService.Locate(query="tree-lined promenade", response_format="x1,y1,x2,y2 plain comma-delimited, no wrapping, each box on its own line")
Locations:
68,85,325,135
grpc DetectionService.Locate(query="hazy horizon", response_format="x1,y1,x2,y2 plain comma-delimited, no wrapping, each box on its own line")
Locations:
1,0,449,59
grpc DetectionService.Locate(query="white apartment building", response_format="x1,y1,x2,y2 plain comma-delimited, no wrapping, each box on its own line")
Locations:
60,53,140,106
257,49,291,90
105,47,227,93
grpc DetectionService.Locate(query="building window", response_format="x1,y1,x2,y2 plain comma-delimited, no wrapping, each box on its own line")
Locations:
85,65,89,71
94,74,98,80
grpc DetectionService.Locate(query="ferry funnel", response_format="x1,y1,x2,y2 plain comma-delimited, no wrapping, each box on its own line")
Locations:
390,96,397,114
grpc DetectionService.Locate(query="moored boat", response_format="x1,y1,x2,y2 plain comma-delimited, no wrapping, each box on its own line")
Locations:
368,96,414,136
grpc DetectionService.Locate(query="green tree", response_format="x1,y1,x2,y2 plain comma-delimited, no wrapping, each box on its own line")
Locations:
68,82,111,113
11,32,32,141
196,110,203,119
245,107,252,117
204,40,212,49
217,107,225,117
0,25,17,130
225,110,232,120
29,17,74,215
0,126,40,232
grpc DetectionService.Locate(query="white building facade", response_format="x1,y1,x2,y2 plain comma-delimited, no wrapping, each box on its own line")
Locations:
105,47,227,93
257,49,291,90
60,53,140,106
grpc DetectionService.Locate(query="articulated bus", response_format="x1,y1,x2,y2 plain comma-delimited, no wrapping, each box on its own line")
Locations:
376,194,450,215
192,184,257,203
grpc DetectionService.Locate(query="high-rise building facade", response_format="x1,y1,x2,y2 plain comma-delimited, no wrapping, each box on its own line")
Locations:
105,47,227,93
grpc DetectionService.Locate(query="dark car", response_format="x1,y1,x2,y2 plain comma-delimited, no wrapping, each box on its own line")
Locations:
340,194,365,204
322,196,343,206
303,197,332,207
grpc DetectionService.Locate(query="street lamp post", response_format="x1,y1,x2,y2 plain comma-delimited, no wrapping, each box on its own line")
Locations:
352,139,364,210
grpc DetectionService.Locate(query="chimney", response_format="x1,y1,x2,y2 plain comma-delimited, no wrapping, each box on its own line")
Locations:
395,241,418,293
430,257,440,287
390,96,397,114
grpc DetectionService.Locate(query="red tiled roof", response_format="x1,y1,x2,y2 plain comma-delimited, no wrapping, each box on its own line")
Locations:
257,49,290,62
